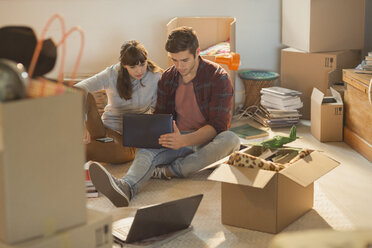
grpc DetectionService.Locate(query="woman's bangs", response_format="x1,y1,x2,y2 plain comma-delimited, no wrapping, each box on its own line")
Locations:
124,48,147,66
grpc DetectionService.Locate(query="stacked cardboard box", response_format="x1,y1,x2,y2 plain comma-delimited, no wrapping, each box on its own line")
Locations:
280,0,365,119
0,81,111,246
0,89,87,245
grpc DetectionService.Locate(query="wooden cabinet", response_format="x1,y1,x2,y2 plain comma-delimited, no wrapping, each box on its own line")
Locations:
342,69,372,162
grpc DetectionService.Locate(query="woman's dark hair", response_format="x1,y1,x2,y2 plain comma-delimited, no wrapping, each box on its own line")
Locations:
165,26,199,56
117,40,162,100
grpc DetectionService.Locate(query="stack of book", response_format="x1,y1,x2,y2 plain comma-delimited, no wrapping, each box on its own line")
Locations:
254,87,303,128
85,162,99,198
354,51,372,74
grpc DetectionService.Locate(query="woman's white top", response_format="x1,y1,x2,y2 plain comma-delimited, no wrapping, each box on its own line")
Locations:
75,63,161,134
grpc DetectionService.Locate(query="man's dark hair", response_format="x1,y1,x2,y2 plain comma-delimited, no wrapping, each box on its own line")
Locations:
165,26,199,57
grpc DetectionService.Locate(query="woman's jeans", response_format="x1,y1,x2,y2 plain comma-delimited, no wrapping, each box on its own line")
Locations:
123,130,240,197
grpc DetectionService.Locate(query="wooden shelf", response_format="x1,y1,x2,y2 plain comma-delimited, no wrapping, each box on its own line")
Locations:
342,69,372,162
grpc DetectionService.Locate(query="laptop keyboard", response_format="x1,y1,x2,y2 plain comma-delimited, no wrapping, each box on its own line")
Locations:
112,217,135,241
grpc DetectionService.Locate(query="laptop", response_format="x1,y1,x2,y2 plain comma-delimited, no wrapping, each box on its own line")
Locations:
122,113,173,149
112,194,203,244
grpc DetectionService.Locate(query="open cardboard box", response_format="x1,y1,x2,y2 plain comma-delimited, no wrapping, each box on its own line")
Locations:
208,146,339,233
311,87,344,142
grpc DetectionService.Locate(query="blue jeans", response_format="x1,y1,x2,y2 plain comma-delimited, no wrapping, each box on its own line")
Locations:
123,130,240,197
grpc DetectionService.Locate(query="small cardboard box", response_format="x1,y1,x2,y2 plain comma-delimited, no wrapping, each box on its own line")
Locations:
311,87,344,142
280,48,360,119
208,146,339,234
0,209,112,248
0,87,87,244
282,0,365,52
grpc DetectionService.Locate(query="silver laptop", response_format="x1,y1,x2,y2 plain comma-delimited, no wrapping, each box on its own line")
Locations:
112,194,203,244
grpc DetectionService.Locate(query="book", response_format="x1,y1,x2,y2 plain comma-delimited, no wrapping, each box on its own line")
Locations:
261,95,302,107
259,90,298,100
361,60,372,68
229,123,269,139
355,64,372,74
261,99,303,110
264,108,300,116
364,60,372,65
251,106,301,128
261,86,302,96
86,191,99,198
85,162,99,198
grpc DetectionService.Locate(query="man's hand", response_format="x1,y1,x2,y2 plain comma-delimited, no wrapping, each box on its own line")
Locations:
159,121,185,150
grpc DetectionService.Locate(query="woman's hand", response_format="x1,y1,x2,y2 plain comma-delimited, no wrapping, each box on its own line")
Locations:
83,128,91,144
159,121,185,150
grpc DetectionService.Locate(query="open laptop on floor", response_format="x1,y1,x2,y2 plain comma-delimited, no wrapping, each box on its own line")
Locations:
112,194,203,245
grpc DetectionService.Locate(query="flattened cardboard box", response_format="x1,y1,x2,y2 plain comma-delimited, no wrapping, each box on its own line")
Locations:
208,146,339,234
282,0,365,52
280,48,360,119
0,209,112,248
0,91,86,244
311,87,344,142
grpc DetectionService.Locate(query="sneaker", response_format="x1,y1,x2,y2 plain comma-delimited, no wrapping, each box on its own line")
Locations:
151,167,171,180
88,162,130,207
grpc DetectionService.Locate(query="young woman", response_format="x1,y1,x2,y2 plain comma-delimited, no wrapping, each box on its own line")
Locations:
75,40,162,164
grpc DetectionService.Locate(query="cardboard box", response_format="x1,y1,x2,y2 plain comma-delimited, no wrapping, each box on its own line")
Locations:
208,146,339,234
269,229,372,248
282,0,365,52
311,87,344,142
166,17,236,92
0,87,87,244
0,209,112,248
280,48,360,119
166,17,236,63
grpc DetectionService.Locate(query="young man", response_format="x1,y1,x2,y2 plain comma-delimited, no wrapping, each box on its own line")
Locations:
89,26,240,207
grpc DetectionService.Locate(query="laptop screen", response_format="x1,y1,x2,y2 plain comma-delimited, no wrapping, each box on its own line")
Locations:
124,194,203,243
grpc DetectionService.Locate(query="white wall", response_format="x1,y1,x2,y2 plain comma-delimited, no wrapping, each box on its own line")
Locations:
0,0,282,107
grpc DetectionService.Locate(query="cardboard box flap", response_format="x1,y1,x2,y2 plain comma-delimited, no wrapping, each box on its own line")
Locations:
328,69,342,88
208,163,276,188
311,87,324,105
279,151,340,187
330,87,342,103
